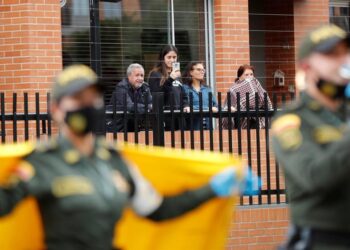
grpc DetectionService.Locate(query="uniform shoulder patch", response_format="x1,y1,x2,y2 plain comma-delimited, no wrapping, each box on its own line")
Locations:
272,114,301,134
272,114,303,150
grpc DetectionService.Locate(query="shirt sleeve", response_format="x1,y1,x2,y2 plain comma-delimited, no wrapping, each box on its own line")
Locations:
127,164,163,216
126,161,216,221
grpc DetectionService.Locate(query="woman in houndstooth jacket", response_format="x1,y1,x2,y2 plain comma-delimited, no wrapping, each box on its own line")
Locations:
223,65,272,129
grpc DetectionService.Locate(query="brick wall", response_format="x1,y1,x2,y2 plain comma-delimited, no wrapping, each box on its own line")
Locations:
228,205,289,249
214,0,250,94
0,0,62,140
0,0,62,112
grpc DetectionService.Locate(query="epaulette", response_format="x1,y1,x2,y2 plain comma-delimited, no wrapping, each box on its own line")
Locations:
34,137,58,153
271,112,302,151
96,137,118,160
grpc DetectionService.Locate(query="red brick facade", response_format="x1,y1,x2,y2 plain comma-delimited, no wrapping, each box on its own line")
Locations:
0,0,62,108
214,0,250,93
0,0,332,248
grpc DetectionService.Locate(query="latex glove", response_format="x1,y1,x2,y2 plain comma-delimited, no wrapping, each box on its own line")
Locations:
210,167,236,197
239,167,261,196
210,167,261,197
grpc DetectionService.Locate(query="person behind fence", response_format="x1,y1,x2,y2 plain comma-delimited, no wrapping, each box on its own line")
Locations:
182,61,218,130
106,63,152,132
0,64,260,250
223,64,272,129
272,24,350,250
148,45,189,129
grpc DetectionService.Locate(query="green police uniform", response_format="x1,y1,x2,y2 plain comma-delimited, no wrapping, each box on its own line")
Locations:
272,92,350,249
0,136,215,250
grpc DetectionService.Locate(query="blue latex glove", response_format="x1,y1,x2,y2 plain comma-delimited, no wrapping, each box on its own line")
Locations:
210,167,261,197
239,167,262,196
210,168,236,197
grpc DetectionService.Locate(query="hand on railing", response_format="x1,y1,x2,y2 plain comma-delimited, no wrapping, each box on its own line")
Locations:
212,107,218,113
230,106,237,112
183,106,190,113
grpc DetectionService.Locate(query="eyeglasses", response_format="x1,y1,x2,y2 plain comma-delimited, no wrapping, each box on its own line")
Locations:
193,68,206,72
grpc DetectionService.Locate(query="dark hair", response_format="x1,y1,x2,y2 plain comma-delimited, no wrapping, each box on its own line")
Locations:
182,61,205,87
235,64,255,82
148,45,178,86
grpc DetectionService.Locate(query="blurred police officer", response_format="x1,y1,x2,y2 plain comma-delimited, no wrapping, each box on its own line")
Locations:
272,24,350,249
0,64,256,250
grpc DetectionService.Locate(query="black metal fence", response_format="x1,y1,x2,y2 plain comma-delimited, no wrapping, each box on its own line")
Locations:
0,91,295,206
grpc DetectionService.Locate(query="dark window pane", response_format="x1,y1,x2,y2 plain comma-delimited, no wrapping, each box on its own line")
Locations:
61,0,207,104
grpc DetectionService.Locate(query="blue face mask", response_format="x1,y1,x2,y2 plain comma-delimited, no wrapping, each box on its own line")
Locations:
65,105,104,136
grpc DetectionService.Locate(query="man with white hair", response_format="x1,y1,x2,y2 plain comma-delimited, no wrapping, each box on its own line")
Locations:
107,63,152,132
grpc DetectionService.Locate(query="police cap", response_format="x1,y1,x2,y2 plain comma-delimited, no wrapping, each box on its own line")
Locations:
298,24,350,61
52,64,100,102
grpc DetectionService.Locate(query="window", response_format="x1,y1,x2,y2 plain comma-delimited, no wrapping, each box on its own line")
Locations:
61,0,211,103
330,0,350,32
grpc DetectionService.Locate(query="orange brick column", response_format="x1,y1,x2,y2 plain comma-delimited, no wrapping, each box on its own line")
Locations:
294,0,330,66
0,0,62,141
214,0,250,94
0,0,62,103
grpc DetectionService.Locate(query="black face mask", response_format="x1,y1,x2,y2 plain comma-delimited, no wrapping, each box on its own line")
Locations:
65,105,104,136
316,80,347,100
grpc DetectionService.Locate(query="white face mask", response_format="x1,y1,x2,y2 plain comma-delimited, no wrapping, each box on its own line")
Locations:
245,77,254,82
339,64,350,80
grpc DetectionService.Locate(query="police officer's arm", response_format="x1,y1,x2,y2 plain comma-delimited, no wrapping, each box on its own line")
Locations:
126,165,216,222
0,160,42,216
272,118,350,194
0,182,29,216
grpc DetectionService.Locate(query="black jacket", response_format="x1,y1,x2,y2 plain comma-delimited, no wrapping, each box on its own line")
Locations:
148,71,188,109
109,78,152,113
106,79,152,132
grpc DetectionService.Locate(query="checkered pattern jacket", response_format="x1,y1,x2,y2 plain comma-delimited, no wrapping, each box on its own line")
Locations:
223,78,272,129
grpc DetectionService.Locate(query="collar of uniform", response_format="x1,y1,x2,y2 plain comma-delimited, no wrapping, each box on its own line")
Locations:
58,136,112,165
58,136,82,165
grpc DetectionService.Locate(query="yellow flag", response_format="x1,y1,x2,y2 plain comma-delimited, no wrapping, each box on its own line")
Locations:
114,143,243,250
0,142,243,250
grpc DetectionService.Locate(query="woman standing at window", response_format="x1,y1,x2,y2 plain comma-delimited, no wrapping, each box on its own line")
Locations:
148,45,189,129
182,62,217,130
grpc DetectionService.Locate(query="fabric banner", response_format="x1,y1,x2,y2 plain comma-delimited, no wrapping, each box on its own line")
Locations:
0,142,243,250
